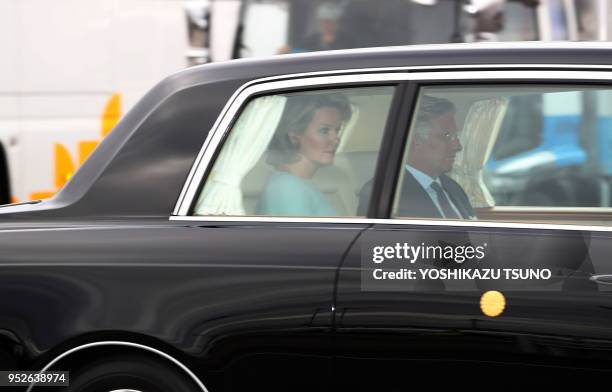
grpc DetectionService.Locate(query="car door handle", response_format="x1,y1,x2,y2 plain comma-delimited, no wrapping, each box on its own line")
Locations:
590,275,612,285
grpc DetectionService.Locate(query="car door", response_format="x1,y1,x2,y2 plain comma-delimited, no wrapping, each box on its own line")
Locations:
334,69,612,391
172,75,403,391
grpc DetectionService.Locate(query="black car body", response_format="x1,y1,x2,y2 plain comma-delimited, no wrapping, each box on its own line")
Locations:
2,42,612,391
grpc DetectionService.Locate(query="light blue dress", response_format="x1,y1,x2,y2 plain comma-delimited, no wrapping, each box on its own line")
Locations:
257,170,338,216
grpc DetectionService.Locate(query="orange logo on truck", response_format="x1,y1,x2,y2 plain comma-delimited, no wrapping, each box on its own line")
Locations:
29,94,122,200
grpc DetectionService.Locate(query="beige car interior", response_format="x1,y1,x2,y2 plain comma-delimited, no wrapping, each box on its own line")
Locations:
426,86,612,225
241,90,393,216
240,85,607,222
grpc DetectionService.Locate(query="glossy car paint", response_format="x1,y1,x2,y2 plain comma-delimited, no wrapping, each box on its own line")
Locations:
336,224,612,390
1,43,612,390
0,220,365,391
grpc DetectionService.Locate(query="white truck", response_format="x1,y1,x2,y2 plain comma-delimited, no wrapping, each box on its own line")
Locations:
0,0,189,203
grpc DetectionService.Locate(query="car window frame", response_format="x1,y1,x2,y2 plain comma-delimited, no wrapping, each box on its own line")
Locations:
173,71,411,219
393,71,612,223
172,65,612,234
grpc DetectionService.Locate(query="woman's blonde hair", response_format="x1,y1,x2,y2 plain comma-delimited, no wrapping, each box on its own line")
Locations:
266,93,352,166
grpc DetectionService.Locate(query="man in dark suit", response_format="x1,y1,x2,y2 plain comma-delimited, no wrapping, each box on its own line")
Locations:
358,95,475,219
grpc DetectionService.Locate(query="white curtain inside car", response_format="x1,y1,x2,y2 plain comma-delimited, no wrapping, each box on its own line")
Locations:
194,95,287,215
451,97,508,208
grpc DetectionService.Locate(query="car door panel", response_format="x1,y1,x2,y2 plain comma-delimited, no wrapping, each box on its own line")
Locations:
334,220,612,390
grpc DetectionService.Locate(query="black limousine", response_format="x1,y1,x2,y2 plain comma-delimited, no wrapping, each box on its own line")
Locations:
2,43,612,391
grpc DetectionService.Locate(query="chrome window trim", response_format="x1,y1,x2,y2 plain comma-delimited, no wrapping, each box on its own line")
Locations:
239,64,612,86
170,215,612,233
174,72,409,215
409,70,612,81
173,65,612,216
378,218,612,232
172,65,612,233
26,340,208,392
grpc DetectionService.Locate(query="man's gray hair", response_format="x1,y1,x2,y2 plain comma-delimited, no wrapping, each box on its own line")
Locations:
412,95,455,141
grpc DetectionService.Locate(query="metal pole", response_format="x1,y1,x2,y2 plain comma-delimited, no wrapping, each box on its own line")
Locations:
450,0,465,42
598,0,607,40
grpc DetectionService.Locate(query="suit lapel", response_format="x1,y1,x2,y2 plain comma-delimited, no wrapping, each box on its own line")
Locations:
440,175,470,219
399,171,443,218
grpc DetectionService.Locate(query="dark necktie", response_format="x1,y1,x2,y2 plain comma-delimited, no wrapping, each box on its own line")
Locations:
430,182,461,219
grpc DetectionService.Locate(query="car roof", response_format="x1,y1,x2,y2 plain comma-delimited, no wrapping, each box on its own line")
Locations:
177,41,612,84
4,42,612,220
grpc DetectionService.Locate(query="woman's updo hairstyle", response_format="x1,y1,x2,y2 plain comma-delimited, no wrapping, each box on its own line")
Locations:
266,93,352,166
